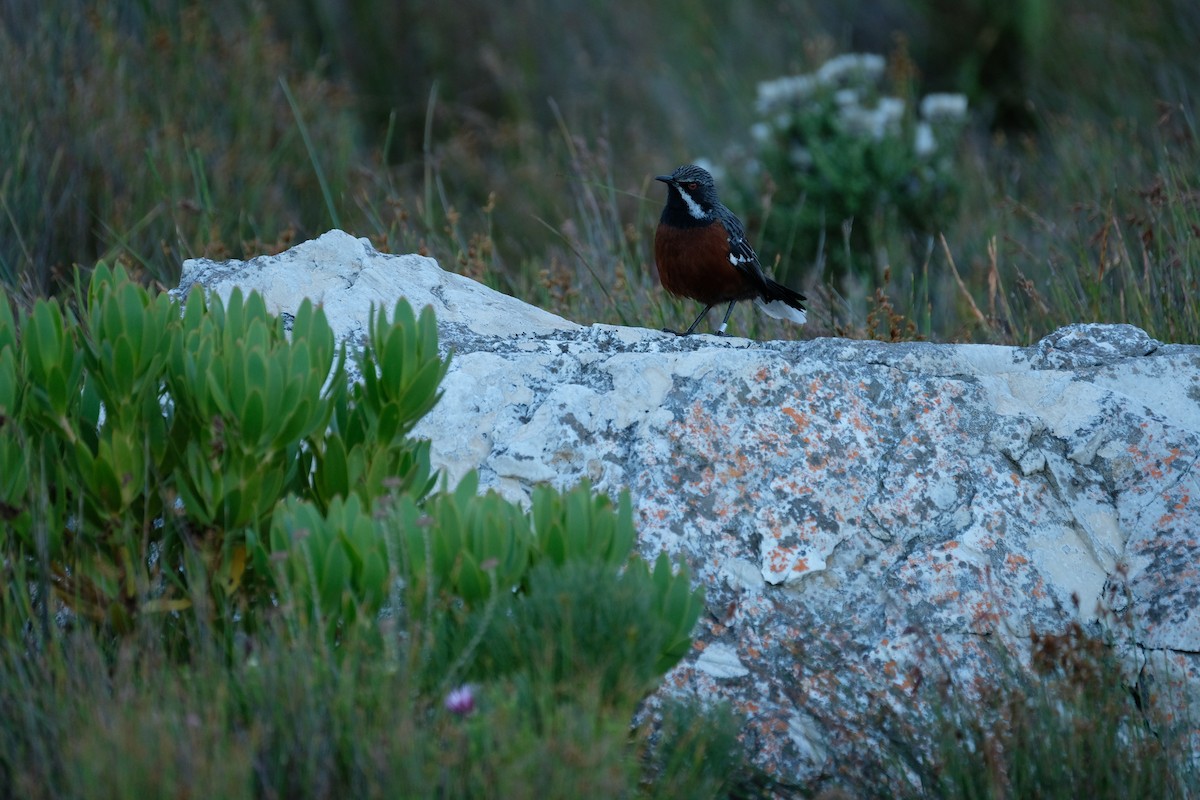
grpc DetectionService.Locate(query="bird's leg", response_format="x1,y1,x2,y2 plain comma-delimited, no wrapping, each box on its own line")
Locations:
680,304,713,336
716,301,737,335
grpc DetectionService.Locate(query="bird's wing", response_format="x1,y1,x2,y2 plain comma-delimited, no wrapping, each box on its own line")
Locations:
718,207,771,288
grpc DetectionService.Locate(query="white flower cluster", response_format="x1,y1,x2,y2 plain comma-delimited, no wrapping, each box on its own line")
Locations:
839,95,905,141
919,93,969,122
755,53,886,115
914,94,969,156
753,53,968,161
755,74,819,115
816,53,886,88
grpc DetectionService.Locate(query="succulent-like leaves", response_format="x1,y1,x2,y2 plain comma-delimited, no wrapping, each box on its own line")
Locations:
270,494,388,644
0,304,28,536
23,298,84,439
311,299,446,510
529,480,703,675
650,552,706,672
166,288,336,529
530,479,636,568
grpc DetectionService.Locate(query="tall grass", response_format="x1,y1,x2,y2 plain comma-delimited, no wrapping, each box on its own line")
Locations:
0,573,771,800
3,0,1198,342
0,0,357,291
4,596,1195,797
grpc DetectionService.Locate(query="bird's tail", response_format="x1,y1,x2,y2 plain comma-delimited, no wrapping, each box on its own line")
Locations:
755,279,807,325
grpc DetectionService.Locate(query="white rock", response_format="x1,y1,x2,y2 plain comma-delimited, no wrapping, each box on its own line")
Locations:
176,229,577,341
694,642,750,679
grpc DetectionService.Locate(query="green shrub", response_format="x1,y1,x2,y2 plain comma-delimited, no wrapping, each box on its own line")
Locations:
166,285,337,530
744,52,969,289
268,475,704,700
470,555,702,707
0,263,717,797
1,264,703,713
0,265,448,639
311,300,446,509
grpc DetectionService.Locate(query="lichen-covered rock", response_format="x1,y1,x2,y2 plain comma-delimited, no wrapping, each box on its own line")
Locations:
176,230,1200,782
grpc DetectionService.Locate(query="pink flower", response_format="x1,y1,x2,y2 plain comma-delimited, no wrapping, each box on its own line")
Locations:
444,684,475,716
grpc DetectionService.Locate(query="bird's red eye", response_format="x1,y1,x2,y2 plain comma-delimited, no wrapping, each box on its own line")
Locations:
684,182,698,190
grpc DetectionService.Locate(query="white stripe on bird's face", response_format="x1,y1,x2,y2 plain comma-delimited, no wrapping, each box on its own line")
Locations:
676,186,708,220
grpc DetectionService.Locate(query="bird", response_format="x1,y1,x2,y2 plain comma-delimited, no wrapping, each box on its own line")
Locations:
653,164,807,336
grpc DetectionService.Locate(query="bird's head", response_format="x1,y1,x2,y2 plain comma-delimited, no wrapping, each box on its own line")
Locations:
655,164,720,221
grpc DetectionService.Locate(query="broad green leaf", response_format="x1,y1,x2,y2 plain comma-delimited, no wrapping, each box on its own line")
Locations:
319,539,350,614
241,388,266,447
360,551,387,607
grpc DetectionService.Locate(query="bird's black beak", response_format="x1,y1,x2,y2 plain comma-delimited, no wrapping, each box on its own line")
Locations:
654,175,673,184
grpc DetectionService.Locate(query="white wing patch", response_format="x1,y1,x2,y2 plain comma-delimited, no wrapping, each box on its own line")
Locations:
727,236,758,270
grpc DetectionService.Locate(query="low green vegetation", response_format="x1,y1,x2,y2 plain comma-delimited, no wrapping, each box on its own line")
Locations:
0,267,744,798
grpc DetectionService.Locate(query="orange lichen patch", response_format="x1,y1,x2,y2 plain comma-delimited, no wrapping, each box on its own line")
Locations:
715,448,753,483
764,544,808,578
679,400,730,447
737,699,762,716
931,558,955,574
781,406,808,430
1154,489,1196,527
1158,506,1186,528
1005,553,1029,570
1164,446,1183,468
969,600,1001,630
898,669,923,692
1130,442,1168,479
765,545,795,571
